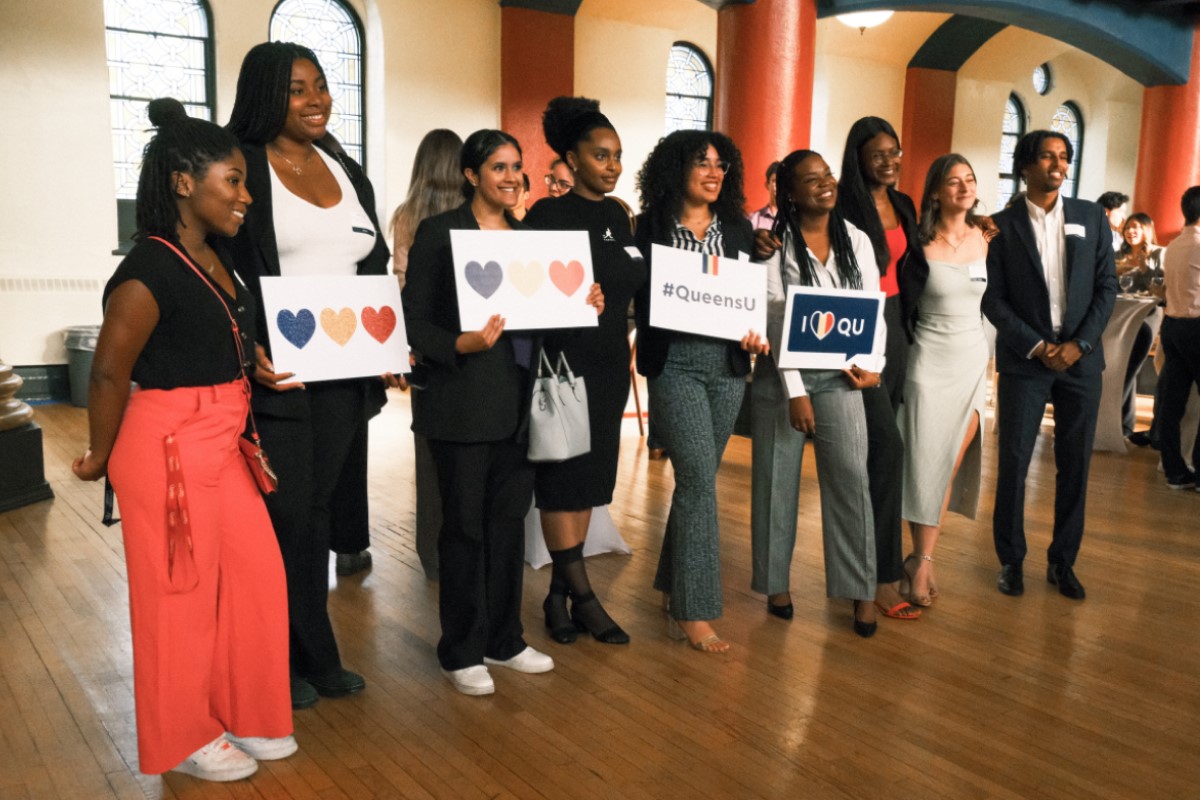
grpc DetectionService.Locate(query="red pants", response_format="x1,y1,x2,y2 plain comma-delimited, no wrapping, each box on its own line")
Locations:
109,381,291,774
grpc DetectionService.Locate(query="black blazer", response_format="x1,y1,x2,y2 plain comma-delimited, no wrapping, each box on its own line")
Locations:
981,197,1118,377
227,139,391,419
633,212,756,379
402,203,534,444
886,189,932,341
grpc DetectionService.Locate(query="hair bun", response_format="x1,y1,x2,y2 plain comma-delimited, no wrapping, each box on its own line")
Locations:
147,97,189,127
542,96,610,159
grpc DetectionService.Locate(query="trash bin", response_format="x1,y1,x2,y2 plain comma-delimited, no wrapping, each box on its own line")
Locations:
64,325,102,408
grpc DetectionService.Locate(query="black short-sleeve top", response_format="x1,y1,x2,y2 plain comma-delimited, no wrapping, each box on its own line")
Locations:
102,238,258,390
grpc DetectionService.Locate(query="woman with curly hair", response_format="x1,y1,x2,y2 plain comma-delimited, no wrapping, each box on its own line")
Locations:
524,97,646,645
634,130,769,653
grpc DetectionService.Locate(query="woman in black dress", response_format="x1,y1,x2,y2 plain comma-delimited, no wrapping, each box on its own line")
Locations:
525,97,647,645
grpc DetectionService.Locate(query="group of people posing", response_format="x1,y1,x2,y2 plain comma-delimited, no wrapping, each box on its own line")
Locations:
76,39,1199,785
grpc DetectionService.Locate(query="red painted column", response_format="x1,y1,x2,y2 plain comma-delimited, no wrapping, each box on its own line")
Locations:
715,0,817,213
501,7,574,203
1134,26,1200,242
899,67,957,203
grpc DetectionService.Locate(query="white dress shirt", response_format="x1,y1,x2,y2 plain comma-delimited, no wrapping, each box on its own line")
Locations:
1026,193,1067,335
1164,224,1200,319
764,220,885,398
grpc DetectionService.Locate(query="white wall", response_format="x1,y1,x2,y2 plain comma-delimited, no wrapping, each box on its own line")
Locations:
574,0,716,211
954,26,1144,214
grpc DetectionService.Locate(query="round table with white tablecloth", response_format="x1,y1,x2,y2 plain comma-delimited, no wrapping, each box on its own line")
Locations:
1096,295,1161,452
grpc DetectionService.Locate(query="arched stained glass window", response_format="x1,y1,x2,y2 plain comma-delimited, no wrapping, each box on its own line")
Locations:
104,0,214,200
270,0,365,166
665,42,713,133
997,93,1025,210
1050,101,1084,199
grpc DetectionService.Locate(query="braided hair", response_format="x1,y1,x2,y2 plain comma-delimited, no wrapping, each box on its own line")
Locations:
636,130,745,241
774,149,862,290
135,98,240,241
542,96,614,162
226,41,326,145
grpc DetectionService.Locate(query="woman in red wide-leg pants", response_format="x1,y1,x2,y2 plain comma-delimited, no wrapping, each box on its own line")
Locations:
109,382,291,774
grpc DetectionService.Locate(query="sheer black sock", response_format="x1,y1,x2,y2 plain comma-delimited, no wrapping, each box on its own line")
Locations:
549,543,629,645
543,563,575,643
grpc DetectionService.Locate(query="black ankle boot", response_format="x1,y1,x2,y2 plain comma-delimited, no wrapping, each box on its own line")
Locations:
543,591,577,644
570,591,630,645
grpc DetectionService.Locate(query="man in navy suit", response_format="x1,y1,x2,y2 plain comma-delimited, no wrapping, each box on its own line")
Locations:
982,130,1118,600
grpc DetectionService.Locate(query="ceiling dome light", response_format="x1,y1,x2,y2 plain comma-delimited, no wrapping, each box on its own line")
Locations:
837,10,894,34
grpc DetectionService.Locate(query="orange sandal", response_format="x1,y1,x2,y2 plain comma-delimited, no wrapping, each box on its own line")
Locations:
873,599,922,620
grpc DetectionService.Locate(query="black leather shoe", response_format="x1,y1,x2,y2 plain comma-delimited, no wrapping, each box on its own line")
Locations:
767,601,794,620
997,563,1024,596
305,668,366,698
1047,563,1086,600
291,676,318,710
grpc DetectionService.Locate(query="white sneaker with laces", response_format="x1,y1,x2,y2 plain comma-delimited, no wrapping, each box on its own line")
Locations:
441,664,495,695
226,733,299,761
172,734,258,782
484,646,554,674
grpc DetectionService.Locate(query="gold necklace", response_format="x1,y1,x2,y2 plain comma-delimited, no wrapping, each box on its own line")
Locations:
938,229,969,252
270,144,314,176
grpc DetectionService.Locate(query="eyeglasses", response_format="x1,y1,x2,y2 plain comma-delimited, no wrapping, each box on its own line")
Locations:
545,175,574,191
693,158,730,174
868,149,903,166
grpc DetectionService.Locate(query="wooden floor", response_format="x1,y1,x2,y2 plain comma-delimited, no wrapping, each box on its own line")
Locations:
2,390,1198,800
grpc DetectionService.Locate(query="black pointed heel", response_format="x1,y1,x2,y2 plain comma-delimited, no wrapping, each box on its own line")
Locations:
569,591,630,645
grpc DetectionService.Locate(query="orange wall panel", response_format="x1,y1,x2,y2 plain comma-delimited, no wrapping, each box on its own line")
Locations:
716,0,817,213
501,7,574,203
899,67,957,203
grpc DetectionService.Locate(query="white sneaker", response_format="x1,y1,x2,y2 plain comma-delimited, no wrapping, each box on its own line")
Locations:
226,733,298,761
484,646,554,674
441,665,495,696
172,734,258,782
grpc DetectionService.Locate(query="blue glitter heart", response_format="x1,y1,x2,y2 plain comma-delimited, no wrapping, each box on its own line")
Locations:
277,308,316,349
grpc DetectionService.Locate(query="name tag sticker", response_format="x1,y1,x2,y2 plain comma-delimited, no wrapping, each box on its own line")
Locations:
352,226,375,236
625,246,644,261
968,263,988,282
1064,223,1086,238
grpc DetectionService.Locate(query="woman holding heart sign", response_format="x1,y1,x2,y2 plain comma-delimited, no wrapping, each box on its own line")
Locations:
524,97,647,647
756,148,888,638
404,128,604,695
226,42,393,710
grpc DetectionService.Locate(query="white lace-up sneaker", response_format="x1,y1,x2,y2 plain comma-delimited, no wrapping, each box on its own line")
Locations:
172,734,258,782
225,733,299,761
483,646,554,674
441,664,495,696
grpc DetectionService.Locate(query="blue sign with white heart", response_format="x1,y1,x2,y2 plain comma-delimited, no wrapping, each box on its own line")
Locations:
776,286,885,370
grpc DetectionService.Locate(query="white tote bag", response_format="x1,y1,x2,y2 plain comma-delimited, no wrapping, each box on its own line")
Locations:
527,349,591,462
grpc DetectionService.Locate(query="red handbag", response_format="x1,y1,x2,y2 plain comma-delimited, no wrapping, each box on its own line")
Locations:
149,236,278,494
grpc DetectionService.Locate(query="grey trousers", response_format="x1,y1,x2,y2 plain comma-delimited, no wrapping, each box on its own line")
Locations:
751,367,875,601
649,338,746,621
750,355,806,595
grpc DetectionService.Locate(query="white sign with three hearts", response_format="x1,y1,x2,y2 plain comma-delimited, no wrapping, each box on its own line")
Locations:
450,230,599,331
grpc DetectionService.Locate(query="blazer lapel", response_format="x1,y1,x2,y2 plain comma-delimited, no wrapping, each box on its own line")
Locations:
1062,198,1085,291
1009,207,1049,294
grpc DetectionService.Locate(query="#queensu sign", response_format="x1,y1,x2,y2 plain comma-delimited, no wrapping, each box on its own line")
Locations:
648,243,767,341
776,285,885,369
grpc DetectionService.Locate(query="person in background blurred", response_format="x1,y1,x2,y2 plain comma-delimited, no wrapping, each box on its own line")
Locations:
545,158,574,199
388,128,464,580
1116,212,1164,439
747,161,779,232
1098,191,1129,253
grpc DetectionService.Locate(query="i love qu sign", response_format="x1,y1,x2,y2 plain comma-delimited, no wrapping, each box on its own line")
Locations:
259,275,410,382
450,230,599,331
